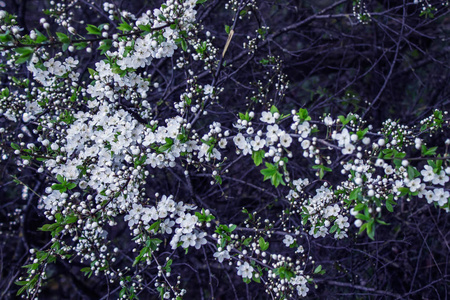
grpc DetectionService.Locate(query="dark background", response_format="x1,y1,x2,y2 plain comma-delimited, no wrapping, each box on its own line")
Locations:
1,0,449,299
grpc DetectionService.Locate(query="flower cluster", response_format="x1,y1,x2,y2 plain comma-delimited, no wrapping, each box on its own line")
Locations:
0,0,449,299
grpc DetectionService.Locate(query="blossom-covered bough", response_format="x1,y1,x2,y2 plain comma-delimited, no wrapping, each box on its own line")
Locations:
0,0,449,299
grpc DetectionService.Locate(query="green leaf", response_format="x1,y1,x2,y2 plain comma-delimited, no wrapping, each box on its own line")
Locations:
74,42,87,50
0,31,13,43
273,266,295,280
165,259,173,269
270,105,279,114
133,154,147,168
394,152,406,159
239,112,250,121
149,220,161,232
15,47,33,55
158,14,167,22
385,200,393,212
382,149,394,159
323,166,332,172
65,215,78,224
314,265,322,274
118,20,133,32
34,29,47,43
297,108,311,122
97,39,112,55
57,174,65,183
138,24,152,32
261,163,285,187
1,87,9,97
252,150,265,166
133,246,149,266
86,24,101,35
393,159,402,167
51,183,65,191
11,142,20,150
56,32,70,43
338,115,347,125
119,287,126,298
398,187,410,196
356,128,369,139
88,68,97,76
356,214,370,221
16,285,28,296
386,194,396,204
158,138,174,152
349,187,361,201
312,164,331,179
55,213,63,223
181,39,187,51
376,219,389,225
242,237,252,246
15,51,33,64
422,145,437,156
407,165,416,180
15,280,29,286
148,238,162,250
271,171,285,187
39,223,59,232
358,222,368,235
329,224,337,234
62,43,70,52
258,237,269,251
353,203,365,211
260,163,277,180
225,25,230,34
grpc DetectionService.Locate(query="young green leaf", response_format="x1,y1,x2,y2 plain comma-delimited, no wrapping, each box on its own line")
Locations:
86,24,101,35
